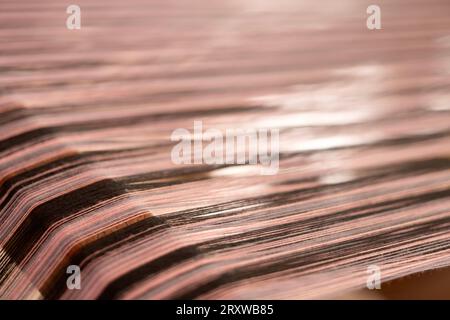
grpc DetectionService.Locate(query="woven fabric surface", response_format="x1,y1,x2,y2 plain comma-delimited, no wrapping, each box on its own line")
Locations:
1,0,450,299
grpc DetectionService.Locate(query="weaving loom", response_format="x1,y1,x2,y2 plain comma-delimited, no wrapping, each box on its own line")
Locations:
1,0,450,300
